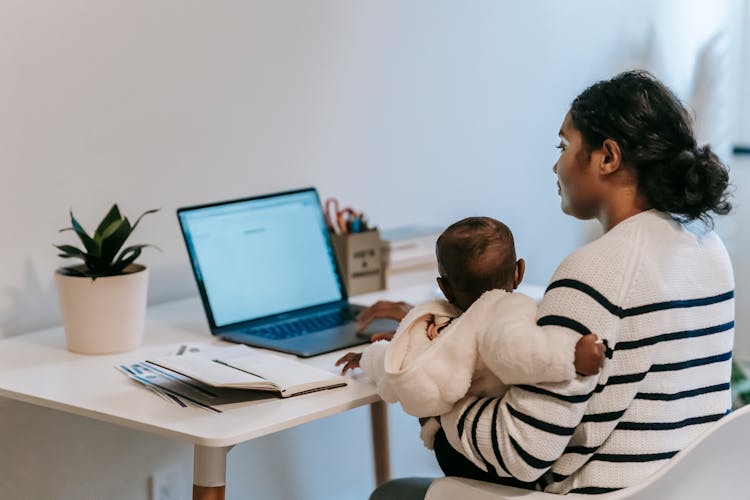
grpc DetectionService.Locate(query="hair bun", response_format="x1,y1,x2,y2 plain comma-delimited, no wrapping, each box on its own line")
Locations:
645,144,731,224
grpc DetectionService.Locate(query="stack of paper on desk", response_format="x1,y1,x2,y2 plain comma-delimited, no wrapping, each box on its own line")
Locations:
380,225,441,271
118,344,347,412
149,345,347,396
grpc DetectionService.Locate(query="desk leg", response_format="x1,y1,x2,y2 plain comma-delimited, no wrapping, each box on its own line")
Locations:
193,445,234,500
370,400,391,485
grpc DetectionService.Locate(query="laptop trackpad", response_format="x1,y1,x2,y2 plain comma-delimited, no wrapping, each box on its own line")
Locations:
279,324,365,357
357,318,400,338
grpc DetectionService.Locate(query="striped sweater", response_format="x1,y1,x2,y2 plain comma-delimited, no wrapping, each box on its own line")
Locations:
441,209,735,493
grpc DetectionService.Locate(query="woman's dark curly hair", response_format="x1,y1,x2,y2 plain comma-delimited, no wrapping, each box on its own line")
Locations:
570,70,731,226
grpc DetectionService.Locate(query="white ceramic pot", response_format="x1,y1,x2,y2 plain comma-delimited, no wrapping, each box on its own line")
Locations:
55,264,149,354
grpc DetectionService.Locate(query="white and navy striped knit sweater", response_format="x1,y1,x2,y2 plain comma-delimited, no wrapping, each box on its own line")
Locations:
441,209,734,493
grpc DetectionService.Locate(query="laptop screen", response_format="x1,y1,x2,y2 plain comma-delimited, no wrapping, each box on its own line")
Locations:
178,189,345,328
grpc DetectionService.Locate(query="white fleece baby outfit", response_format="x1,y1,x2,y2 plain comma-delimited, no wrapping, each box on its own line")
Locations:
358,289,580,448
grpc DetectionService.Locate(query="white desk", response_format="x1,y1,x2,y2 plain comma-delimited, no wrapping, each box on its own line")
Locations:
0,281,437,500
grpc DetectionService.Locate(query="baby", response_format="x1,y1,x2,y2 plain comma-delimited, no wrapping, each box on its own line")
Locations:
336,217,604,447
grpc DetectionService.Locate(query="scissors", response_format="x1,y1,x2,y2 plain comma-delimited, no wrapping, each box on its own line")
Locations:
325,197,344,234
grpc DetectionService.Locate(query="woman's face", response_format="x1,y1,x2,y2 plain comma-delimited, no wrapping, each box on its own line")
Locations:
553,112,604,219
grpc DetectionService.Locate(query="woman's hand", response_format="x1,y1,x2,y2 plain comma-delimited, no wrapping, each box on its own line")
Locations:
335,352,363,375
355,300,413,332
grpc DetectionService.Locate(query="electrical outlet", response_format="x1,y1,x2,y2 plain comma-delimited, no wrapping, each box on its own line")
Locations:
150,466,189,500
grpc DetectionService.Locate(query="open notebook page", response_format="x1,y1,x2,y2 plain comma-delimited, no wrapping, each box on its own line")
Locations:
147,355,278,391
147,345,346,396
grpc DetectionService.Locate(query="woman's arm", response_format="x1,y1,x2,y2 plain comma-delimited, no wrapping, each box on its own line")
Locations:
440,376,598,483
478,292,581,385
439,263,626,483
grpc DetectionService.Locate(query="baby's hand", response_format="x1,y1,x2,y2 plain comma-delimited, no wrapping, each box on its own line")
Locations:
574,334,606,375
425,315,451,340
426,320,440,340
335,352,363,375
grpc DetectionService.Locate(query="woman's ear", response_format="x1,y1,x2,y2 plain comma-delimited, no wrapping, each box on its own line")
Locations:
599,138,622,175
513,259,526,289
437,277,455,304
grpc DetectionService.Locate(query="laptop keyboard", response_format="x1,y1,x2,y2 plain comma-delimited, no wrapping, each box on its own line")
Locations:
244,308,357,341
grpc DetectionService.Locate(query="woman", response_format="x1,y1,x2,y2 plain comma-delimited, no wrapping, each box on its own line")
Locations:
367,70,734,498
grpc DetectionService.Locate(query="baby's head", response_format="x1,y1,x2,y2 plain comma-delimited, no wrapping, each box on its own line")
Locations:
435,217,525,312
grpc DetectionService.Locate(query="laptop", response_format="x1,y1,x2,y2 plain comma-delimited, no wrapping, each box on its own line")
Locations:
177,187,375,357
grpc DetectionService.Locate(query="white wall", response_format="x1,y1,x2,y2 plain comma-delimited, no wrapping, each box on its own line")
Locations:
0,1,741,499
740,0,750,143
0,0,660,337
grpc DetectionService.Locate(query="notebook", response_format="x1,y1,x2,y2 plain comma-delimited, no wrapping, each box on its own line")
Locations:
177,187,376,357
146,345,347,398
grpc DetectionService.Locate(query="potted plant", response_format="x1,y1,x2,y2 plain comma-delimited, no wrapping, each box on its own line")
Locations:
55,204,159,354
732,360,750,409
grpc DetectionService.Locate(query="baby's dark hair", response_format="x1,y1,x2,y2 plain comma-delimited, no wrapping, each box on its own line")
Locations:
436,217,516,295
570,70,731,226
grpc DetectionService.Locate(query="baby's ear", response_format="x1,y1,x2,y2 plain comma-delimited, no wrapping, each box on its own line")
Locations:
513,259,526,289
437,277,455,304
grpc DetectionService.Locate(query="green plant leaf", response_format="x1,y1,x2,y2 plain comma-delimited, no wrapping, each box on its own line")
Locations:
96,219,126,247
101,207,159,267
55,244,103,268
732,360,747,384
69,209,101,258
734,380,750,406
94,204,123,237
56,206,158,277
99,217,132,266
58,266,88,277
110,245,144,273
130,208,160,233
54,244,87,260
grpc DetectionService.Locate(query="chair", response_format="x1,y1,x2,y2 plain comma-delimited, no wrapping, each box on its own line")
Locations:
425,404,750,500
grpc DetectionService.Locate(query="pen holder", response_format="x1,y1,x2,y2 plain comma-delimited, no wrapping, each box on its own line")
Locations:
331,229,385,296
